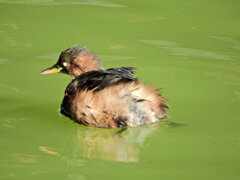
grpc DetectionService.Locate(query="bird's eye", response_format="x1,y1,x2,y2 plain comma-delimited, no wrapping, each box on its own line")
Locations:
63,62,68,67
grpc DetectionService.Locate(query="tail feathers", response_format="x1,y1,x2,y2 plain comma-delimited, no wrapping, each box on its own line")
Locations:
113,82,168,127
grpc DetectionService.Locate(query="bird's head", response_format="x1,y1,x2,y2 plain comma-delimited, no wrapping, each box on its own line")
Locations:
41,46,103,77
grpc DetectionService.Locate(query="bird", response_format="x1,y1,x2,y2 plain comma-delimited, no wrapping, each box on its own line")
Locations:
41,46,168,128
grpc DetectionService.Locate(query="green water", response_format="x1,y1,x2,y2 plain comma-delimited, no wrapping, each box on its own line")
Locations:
0,0,240,179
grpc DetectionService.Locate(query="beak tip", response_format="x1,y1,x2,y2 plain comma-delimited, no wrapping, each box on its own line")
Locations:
40,70,47,75
40,66,63,75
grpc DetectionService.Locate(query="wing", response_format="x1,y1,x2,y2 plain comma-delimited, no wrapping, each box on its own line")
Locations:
60,67,136,119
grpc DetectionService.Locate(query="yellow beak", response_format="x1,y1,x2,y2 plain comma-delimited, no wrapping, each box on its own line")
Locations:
40,66,63,75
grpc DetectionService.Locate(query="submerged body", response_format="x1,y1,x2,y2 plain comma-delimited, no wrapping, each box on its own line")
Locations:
41,47,168,128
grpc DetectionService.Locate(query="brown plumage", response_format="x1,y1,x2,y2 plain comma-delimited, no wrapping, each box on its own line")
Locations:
41,46,168,128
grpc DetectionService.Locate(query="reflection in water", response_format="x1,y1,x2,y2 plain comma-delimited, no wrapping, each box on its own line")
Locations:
39,146,60,156
15,154,38,164
69,123,168,162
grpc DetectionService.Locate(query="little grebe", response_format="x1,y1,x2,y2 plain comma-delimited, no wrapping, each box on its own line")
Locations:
41,46,168,128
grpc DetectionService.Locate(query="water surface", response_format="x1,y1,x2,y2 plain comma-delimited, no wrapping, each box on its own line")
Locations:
0,0,240,179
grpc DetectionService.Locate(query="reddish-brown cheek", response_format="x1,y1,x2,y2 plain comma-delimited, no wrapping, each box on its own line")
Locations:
66,64,83,77
66,66,72,76
73,68,83,77
66,55,101,77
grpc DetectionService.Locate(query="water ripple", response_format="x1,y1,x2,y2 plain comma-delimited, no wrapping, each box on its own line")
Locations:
208,35,240,44
139,39,238,61
0,58,7,65
166,47,236,61
138,39,178,47
99,55,133,61
38,53,59,60
208,35,240,50
0,0,127,7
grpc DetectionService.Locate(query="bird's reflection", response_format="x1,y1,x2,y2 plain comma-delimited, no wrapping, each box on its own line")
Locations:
69,122,169,162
